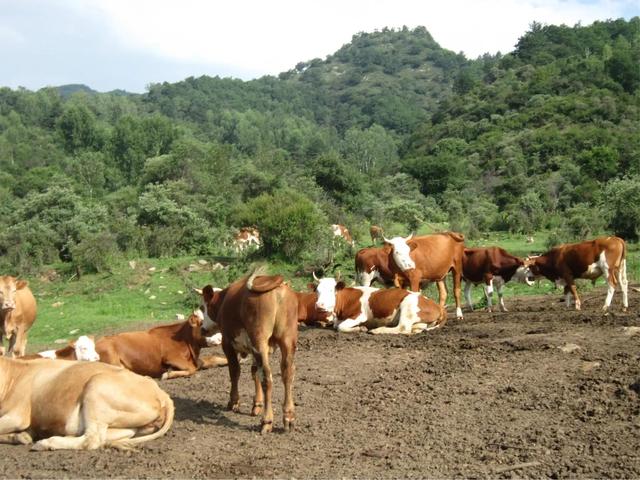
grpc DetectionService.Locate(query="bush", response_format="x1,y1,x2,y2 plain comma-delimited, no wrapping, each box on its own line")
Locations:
70,231,120,274
604,176,640,240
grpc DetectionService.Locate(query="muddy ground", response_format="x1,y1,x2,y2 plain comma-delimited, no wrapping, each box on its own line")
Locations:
2,287,639,479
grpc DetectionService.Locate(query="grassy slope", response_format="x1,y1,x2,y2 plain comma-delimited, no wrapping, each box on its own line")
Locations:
22,234,639,352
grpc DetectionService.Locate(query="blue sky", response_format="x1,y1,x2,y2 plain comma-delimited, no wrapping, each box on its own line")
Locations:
1,0,637,93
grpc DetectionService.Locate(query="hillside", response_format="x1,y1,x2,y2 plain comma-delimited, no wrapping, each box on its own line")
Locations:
0,20,639,278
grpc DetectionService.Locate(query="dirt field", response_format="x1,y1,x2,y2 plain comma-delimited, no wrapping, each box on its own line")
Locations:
2,287,639,479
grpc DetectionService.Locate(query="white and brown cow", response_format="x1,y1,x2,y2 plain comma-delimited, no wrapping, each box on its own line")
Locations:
354,246,399,288
384,232,466,319
0,356,174,450
524,236,628,313
234,227,261,253
313,275,446,334
21,335,100,362
462,247,534,312
200,267,298,434
331,224,355,247
0,276,37,357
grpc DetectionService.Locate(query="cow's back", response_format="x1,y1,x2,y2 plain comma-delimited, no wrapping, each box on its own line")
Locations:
95,332,164,377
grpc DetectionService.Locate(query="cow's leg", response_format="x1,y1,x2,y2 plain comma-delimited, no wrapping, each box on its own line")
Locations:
336,318,366,333
452,272,463,320
0,412,30,442
568,284,581,310
279,337,296,432
0,329,5,356
0,431,32,445
160,356,198,380
14,327,28,357
464,281,474,311
436,280,448,312
198,355,228,369
494,277,507,312
222,340,241,412
6,331,18,358
32,421,108,451
251,358,264,416
618,259,629,312
483,276,494,312
254,345,274,434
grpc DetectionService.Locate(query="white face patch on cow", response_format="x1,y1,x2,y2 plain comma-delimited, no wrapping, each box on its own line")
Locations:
200,288,221,331
356,268,379,287
38,350,57,359
315,278,338,314
74,335,100,362
387,237,415,271
512,266,535,286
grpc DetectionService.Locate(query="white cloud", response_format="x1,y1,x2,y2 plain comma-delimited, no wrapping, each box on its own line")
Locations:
0,25,25,45
84,0,635,77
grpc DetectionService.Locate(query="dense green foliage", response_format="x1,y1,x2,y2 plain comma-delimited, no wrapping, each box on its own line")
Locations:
1,20,639,275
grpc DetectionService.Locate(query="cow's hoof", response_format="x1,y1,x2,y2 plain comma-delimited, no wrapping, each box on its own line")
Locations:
251,404,263,416
31,440,51,451
260,421,273,434
283,418,295,432
227,401,241,413
14,432,32,445
622,307,628,313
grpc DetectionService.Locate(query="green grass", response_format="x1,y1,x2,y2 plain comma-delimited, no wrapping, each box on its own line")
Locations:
17,233,639,353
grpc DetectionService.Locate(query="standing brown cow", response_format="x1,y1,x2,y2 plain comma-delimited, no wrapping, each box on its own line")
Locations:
384,232,466,320
525,236,628,313
370,225,384,244
200,267,298,434
0,276,37,357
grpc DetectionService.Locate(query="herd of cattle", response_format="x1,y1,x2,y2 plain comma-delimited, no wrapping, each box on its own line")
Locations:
0,231,630,451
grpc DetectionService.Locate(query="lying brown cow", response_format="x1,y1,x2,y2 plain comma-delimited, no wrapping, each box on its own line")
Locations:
462,247,534,312
95,311,226,379
525,236,628,313
0,356,173,450
200,267,298,434
314,275,446,334
384,232,466,319
0,276,37,357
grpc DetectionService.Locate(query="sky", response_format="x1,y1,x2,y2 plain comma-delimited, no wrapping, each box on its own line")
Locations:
0,0,638,93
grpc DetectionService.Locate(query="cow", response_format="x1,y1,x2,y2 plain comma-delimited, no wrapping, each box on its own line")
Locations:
95,310,226,380
354,246,398,288
21,335,100,361
199,267,298,434
370,225,384,244
462,247,534,312
0,276,37,357
524,236,628,313
313,274,446,334
383,232,466,320
0,356,173,450
331,224,355,246
234,227,261,253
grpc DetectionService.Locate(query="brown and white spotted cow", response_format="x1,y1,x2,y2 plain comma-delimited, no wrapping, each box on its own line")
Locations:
525,236,628,313
20,335,99,362
354,246,398,288
0,276,37,357
384,232,466,319
200,267,298,434
313,275,446,334
234,227,261,253
462,247,534,312
331,224,355,246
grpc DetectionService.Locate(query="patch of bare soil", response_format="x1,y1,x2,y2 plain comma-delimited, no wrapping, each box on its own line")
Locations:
2,288,639,478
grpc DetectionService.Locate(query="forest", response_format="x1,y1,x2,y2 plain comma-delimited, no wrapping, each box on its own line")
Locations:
0,18,639,276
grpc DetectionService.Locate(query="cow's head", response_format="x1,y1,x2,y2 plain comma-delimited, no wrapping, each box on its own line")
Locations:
512,265,536,286
523,255,544,279
383,234,416,271
312,272,345,323
73,335,100,362
195,285,223,335
0,276,27,312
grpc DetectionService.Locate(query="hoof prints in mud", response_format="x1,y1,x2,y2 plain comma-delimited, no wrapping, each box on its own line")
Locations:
1,288,639,478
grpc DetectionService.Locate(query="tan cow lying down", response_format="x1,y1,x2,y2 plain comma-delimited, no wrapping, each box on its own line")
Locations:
95,311,226,380
0,276,37,357
313,275,446,334
0,356,174,450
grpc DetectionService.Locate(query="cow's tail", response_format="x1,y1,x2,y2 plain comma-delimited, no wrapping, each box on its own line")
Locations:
246,264,283,293
111,392,175,449
444,231,465,243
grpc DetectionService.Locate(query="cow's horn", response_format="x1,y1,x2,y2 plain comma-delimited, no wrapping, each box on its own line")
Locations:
336,271,342,282
405,232,414,241
382,236,392,243
312,271,321,282
193,287,203,295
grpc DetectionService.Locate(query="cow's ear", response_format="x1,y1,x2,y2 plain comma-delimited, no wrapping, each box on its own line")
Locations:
16,280,28,289
201,285,214,302
407,241,418,251
188,314,201,327
336,281,346,290
307,283,317,292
